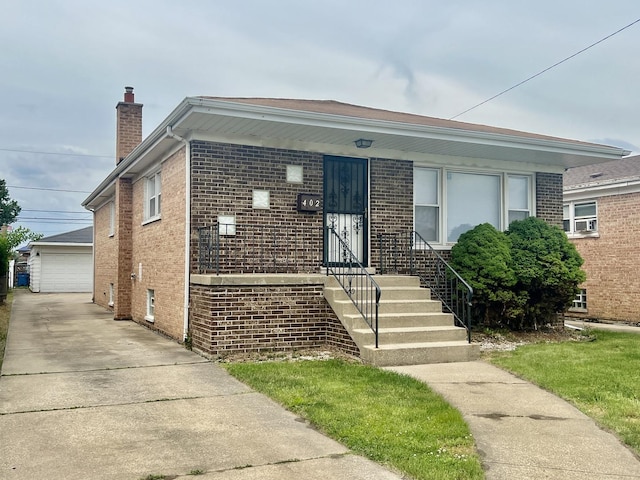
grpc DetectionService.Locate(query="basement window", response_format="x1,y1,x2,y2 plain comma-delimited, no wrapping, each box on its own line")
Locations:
570,289,587,311
108,283,114,307
145,289,155,322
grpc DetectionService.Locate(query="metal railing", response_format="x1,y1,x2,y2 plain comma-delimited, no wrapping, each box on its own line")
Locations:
378,231,473,342
197,223,322,274
326,226,381,348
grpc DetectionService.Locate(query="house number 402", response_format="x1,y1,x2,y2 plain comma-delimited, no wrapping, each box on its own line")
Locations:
297,193,322,212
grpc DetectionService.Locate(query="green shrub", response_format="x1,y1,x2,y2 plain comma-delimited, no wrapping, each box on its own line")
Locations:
450,223,520,326
507,217,585,329
450,218,585,330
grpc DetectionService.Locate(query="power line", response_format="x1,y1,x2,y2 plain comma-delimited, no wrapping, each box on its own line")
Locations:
449,18,640,120
18,217,92,221
22,209,90,214
16,219,92,224
0,147,112,158
8,185,92,194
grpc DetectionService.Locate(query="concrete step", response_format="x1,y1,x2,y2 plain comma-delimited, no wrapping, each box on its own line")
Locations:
370,275,421,287
344,312,455,328
360,341,480,367
379,299,444,314
324,274,476,366
353,325,468,344
371,286,432,301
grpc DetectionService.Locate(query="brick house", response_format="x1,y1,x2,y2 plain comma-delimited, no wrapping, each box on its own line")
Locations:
82,87,628,365
563,155,640,323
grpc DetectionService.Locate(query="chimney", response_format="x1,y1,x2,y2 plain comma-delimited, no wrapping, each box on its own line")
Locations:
115,86,143,165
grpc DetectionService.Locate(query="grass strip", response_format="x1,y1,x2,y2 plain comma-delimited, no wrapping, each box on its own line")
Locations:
225,359,483,480
487,330,640,455
0,290,13,371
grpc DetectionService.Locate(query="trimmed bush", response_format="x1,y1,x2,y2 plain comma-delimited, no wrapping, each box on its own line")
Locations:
450,218,585,330
507,216,585,329
450,224,520,326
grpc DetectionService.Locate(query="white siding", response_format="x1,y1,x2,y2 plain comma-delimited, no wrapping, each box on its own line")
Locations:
28,249,42,293
37,246,93,293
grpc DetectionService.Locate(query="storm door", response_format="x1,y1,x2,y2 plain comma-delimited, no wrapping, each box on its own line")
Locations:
323,155,368,266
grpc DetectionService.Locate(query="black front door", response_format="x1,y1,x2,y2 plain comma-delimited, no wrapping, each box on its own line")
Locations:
323,155,368,266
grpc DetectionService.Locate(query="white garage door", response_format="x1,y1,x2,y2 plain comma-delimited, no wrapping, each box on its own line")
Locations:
40,253,93,293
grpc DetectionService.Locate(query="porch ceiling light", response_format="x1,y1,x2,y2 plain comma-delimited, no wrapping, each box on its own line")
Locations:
354,138,373,149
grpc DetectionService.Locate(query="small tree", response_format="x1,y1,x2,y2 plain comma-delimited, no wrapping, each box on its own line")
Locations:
0,179,20,226
0,227,43,303
507,217,585,329
449,223,522,327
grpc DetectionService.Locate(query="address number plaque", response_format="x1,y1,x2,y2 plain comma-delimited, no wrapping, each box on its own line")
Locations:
297,193,322,212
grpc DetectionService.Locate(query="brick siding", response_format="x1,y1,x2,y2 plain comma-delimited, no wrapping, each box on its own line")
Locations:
93,201,116,309
569,191,640,322
116,102,142,164
369,157,414,270
536,173,563,227
189,282,359,358
190,142,325,274
129,148,187,340
115,178,133,320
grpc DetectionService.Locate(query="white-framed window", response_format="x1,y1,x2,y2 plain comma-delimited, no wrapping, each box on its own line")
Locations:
571,288,587,311
508,175,531,224
414,168,533,244
145,289,155,322
108,283,114,307
563,201,597,235
414,168,440,242
109,201,115,236
144,171,162,221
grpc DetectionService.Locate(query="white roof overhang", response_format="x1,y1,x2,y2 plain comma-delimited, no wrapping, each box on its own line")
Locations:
83,97,630,210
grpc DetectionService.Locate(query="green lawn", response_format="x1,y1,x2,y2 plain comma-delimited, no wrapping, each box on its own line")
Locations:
224,359,483,480
487,330,640,455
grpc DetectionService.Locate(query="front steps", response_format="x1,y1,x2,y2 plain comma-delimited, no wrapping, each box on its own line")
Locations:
324,275,479,366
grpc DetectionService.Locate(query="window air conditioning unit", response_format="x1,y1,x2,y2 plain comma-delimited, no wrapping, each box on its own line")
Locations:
575,219,597,232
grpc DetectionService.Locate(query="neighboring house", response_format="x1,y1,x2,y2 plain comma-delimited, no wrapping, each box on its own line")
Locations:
28,227,93,293
82,87,628,364
564,155,640,323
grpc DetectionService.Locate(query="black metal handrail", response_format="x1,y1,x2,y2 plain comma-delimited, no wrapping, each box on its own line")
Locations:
197,223,322,275
326,226,381,348
378,231,473,342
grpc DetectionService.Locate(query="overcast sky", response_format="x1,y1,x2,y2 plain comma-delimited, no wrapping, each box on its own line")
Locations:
1,0,639,237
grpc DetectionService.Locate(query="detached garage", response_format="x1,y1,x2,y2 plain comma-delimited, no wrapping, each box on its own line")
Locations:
28,227,93,293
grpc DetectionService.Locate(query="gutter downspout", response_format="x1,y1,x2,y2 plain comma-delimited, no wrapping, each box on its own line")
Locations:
166,126,191,342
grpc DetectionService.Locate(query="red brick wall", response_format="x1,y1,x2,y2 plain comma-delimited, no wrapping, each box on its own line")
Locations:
570,191,640,322
189,283,359,358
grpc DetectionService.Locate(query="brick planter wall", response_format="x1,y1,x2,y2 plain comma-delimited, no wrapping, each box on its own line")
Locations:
189,278,359,359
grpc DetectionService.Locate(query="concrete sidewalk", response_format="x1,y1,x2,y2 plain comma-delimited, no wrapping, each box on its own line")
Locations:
0,291,402,480
387,362,640,479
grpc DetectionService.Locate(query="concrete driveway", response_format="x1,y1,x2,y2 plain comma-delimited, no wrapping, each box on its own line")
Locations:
0,291,401,480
